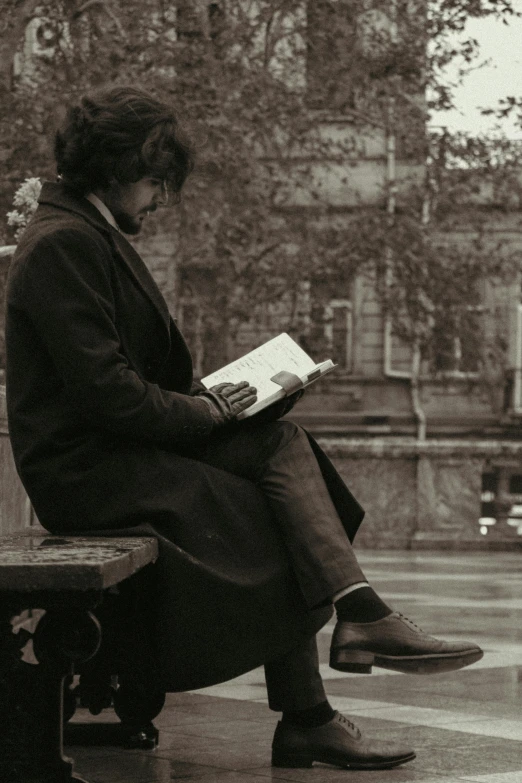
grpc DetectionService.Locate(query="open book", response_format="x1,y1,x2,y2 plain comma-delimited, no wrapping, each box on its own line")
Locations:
202,333,336,419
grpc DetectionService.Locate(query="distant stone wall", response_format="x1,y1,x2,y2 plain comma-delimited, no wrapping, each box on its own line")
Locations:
321,437,522,550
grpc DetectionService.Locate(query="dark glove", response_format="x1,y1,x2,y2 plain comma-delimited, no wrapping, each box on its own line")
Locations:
198,381,257,427
283,388,305,414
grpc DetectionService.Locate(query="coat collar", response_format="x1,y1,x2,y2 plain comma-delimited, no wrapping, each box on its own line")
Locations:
37,182,171,331
38,181,113,236
85,192,120,231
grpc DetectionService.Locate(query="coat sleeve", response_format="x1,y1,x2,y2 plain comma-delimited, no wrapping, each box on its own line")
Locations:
19,226,214,447
190,379,207,395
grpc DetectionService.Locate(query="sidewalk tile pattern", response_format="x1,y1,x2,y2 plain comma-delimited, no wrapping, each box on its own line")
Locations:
67,551,522,783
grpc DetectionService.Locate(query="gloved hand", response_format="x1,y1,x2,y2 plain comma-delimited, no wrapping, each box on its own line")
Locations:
282,388,305,415
198,381,257,427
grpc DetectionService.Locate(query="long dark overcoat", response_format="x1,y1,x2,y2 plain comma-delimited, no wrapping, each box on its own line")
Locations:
5,182,365,692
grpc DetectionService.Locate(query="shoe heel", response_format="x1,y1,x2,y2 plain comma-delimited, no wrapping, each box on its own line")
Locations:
272,750,314,768
330,649,374,673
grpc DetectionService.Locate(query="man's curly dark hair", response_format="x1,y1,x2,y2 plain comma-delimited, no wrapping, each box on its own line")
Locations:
54,87,195,197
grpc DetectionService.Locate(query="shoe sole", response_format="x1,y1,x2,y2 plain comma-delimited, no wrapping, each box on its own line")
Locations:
272,750,416,769
330,648,484,675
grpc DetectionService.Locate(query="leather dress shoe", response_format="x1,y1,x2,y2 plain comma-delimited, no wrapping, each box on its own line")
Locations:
272,711,415,770
330,612,484,674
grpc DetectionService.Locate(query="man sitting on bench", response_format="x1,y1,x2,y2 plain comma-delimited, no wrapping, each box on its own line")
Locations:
5,86,483,772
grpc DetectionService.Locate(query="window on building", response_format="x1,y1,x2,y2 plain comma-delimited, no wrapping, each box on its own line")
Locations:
508,301,522,412
176,1,224,42
308,298,353,371
325,299,353,370
176,2,201,40
307,0,398,111
432,304,484,375
306,0,358,109
208,2,225,41
384,319,413,378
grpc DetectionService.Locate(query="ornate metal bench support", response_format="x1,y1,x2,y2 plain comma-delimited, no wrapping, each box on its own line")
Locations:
0,604,101,783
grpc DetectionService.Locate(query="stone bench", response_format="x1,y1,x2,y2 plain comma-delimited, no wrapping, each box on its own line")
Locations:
0,527,159,783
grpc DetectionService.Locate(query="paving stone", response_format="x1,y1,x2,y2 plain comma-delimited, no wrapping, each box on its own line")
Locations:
65,551,522,783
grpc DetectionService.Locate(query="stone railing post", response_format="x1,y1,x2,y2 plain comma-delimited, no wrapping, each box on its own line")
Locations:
0,386,34,535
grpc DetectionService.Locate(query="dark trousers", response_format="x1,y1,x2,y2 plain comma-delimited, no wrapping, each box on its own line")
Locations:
264,635,327,712
194,419,367,713
196,419,366,608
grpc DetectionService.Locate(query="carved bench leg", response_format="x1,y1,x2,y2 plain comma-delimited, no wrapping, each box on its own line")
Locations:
113,680,165,748
64,673,165,749
0,606,101,783
64,590,166,749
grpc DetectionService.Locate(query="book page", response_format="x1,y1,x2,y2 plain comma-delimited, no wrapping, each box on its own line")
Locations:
202,333,318,401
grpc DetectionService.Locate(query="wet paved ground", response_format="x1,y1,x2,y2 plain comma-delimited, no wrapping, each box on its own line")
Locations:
68,550,522,782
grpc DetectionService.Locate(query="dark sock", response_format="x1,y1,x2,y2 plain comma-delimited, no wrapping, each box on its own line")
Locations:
282,700,336,729
335,585,392,623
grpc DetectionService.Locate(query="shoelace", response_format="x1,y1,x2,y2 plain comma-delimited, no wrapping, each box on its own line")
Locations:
397,612,425,633
337,713,361,738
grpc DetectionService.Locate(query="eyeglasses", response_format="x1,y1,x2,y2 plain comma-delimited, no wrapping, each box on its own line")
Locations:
159,180,169,205
151,178,180,206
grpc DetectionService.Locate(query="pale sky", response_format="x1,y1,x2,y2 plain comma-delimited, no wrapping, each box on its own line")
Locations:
430,2,522,138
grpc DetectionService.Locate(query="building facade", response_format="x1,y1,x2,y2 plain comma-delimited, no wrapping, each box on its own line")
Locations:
2,1,522,544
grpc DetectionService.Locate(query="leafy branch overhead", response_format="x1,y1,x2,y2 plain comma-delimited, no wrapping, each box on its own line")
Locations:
1,0,521,379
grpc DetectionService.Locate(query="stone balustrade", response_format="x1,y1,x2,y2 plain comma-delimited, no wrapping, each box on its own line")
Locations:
319,436,522,549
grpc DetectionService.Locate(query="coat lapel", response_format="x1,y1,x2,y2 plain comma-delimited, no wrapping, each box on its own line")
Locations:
37,182,171,334
108,231,171,330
